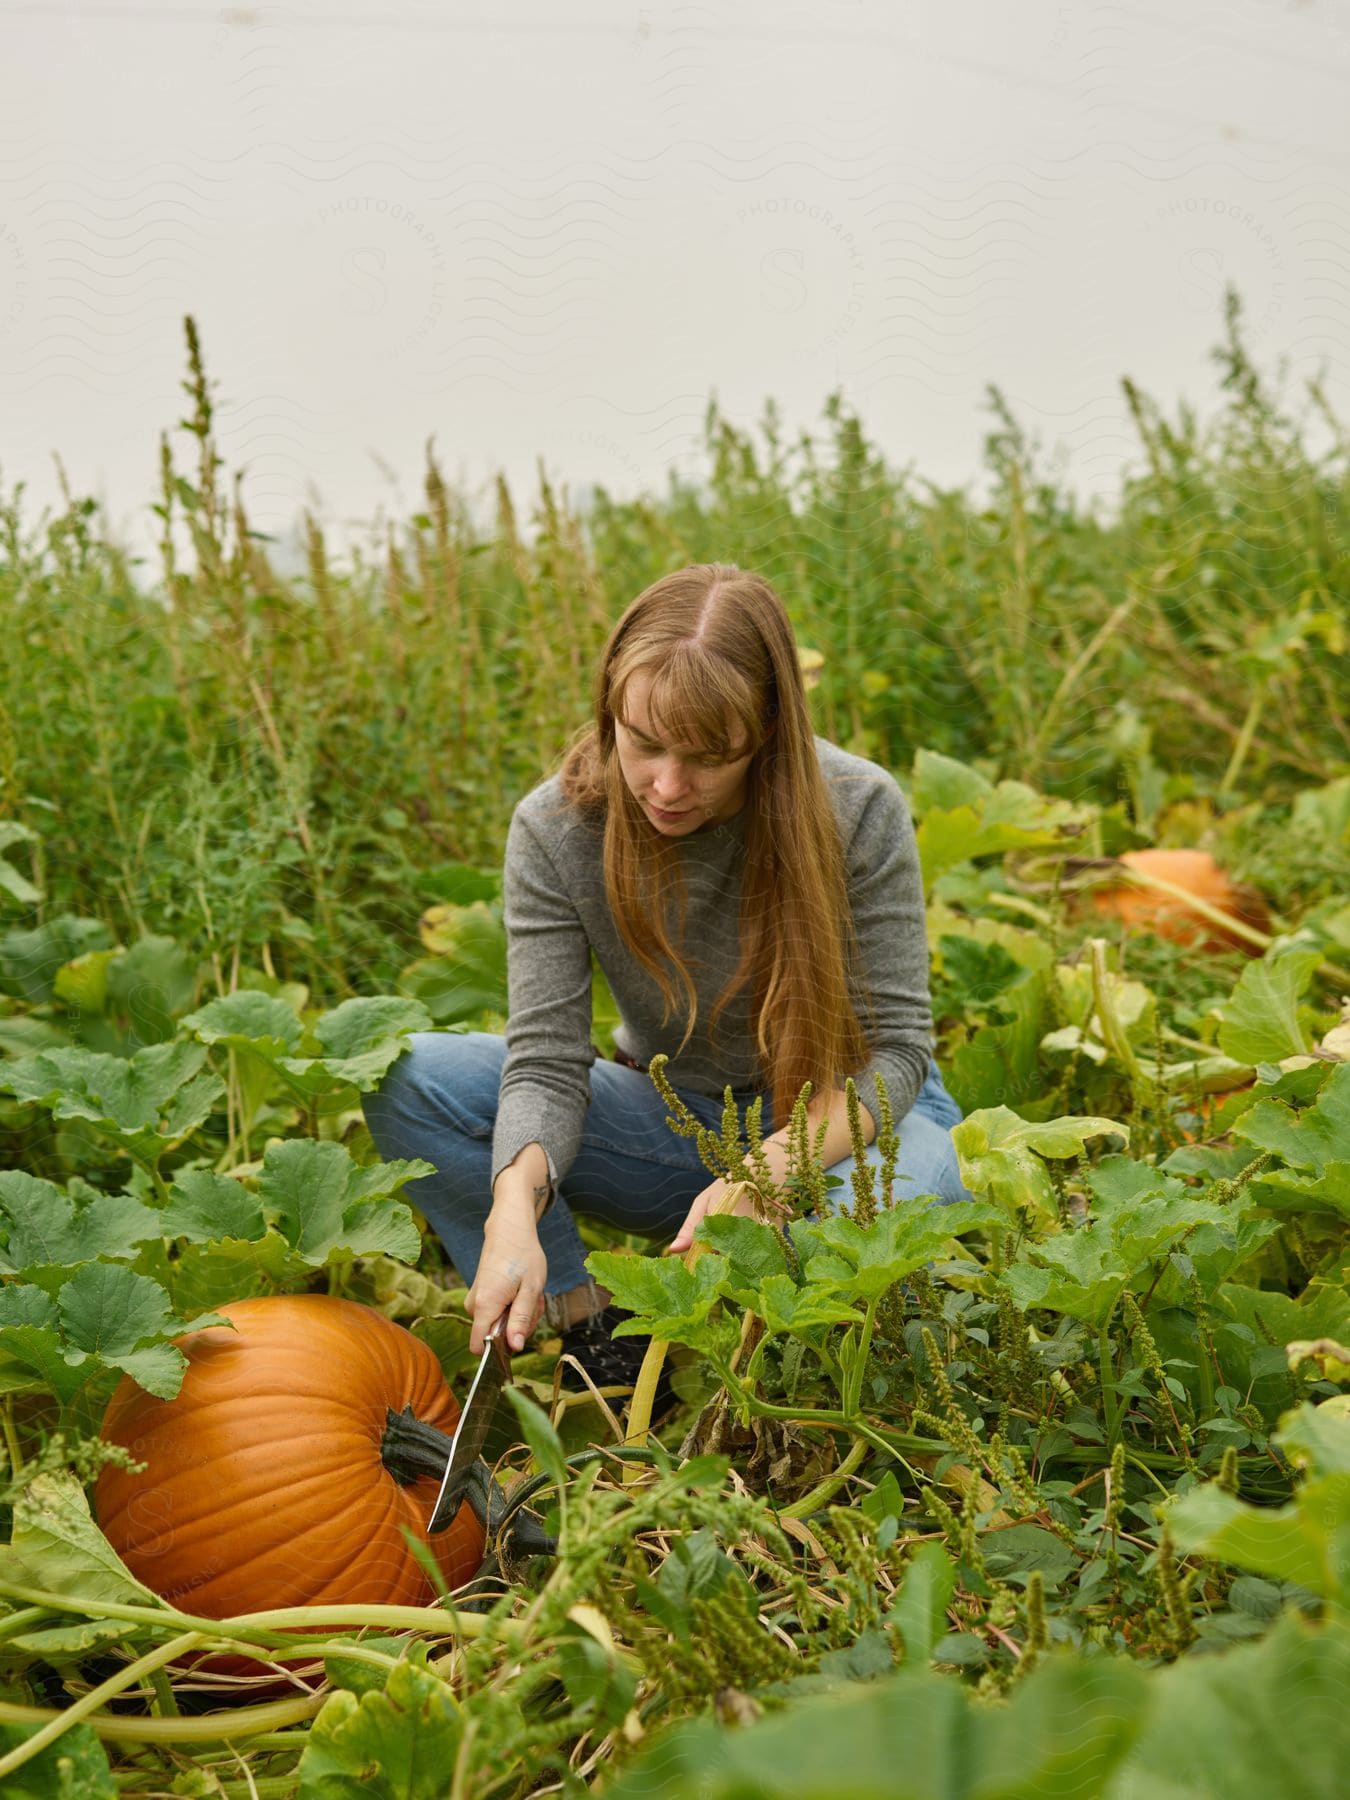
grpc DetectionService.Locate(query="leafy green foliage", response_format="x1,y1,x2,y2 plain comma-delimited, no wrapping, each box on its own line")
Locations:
912,751,1094,896
0,998,439,1412
296,1650,464,1799
888,1542,957,1666
252,1138,425,1264
0,1172,161,1281
1169,1400,1350,1600
0,1717,116,1799
0,1042,224,1165
798,1198,1002,1300
0,822,41,909
181,990,434,1101
586,1251,738,1358
603,1613,1350,1799
0,1265,226,1403
606,1653,1149,1799
398,899,509,1026
1,307,1348,1797
1215,948,1320,1064
952,1108,1129,1221
0,1470,161,1608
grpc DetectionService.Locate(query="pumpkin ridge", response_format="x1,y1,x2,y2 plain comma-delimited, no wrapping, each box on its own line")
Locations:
102,1449,389,1550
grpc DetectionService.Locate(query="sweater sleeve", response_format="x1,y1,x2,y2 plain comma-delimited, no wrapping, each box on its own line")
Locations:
838,774,934,1126
490,804,597,1194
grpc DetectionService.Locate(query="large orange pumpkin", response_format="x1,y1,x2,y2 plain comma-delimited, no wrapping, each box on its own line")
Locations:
1089,849,1268,954
96,1294,485,1685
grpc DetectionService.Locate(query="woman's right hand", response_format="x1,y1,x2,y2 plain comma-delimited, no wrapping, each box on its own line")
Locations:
465,1200,548,1354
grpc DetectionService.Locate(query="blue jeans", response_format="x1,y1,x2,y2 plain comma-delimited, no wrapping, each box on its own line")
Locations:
361,1030,971,1296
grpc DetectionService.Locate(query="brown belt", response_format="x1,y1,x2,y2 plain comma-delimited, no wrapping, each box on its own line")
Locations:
609,1044,647,1074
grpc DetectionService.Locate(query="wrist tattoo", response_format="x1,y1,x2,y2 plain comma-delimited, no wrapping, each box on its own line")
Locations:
533,1180,551,1219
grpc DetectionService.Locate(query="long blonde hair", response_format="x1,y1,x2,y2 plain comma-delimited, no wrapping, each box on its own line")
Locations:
550,563,877,1135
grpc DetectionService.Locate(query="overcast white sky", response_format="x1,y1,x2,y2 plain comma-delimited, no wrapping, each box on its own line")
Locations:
3,0,1349,564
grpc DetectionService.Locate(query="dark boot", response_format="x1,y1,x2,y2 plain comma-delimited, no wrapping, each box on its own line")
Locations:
555,1304,678,1423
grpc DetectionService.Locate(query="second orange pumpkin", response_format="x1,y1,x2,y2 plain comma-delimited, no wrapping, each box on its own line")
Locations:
1089,849,1268,953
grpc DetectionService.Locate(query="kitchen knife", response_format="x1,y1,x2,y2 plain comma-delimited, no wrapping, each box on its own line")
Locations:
427,1308,513,1535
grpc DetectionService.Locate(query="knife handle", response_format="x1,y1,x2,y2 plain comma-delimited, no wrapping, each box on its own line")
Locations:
483,1307,515,1372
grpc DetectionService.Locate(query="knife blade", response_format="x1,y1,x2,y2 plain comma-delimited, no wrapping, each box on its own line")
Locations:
427,1308,513,1535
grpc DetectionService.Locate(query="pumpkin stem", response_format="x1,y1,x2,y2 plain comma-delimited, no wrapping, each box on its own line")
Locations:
380,1407,560,1559
380,1405,458,1486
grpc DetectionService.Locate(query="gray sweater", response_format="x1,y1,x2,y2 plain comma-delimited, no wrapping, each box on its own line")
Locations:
490,734,934,1192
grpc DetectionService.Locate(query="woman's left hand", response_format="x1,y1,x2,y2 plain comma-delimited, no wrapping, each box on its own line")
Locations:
666,1177,753,1256
667,1175,793,1255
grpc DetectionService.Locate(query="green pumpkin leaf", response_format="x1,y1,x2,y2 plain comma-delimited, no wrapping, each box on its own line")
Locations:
316,996,436,1060
1166,1477,1349,1599
953,1107,1129,1222
602,1653,1146,1799
1108,1193,1249,1271
277,995,435,1098
912,750,994,812
585,1251,735,1356
0,1284,58,1329
297,1653,463,1800
160,1167,267,1242
0,1716,117,1798
53,946,117,1013
0,914,113,1006
1086,1155,1184,1212
0,1011,70,1058
1002,1242,1128,1327
182,993,435,1105
1118,1611,1350,1799
0,1041,224,1159
0,1268,228,1403
1153,1214,1283,1305
161,1233,310,1316
0,1171,162,1276
107,1341,193,1399
1216,948,1321,1066
945,975,1050,1120
253,1138,429,1265
0,1284,86,1404
1235,1062,1350,1179
0,1469,162,1606
57,1260,178,1354
914,757,1092,896
103,936,198,1043
797,1199,1001,1302
1249,1161,1350,1223
697,1213,791,1288
935,933,1028,1017
1277,1399,1350,1478
55,1262,229,1399
181,989,306,1056
0,820,41,907
750,1273,863,1335
401,901,509,1025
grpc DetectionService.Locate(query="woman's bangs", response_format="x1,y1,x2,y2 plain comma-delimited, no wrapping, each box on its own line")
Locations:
645,657,760,758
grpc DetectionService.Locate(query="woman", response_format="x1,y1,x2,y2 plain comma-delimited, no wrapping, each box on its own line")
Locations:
362,564,970,1408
